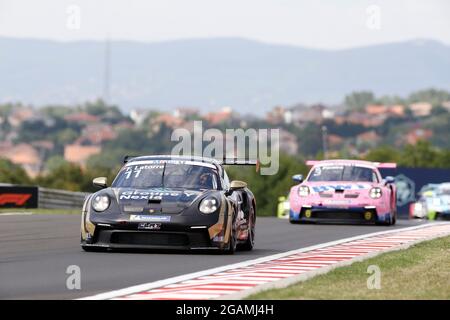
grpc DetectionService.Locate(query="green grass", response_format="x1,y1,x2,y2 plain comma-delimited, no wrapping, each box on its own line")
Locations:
249,235,450,300
0,208,81,215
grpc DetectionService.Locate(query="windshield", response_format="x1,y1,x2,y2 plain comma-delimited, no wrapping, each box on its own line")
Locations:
112,161,219,190
308,165,378,182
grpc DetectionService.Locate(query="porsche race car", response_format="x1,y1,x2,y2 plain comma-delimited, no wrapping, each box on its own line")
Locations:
81,155,257,253
289,159,397,225
410,183,450,220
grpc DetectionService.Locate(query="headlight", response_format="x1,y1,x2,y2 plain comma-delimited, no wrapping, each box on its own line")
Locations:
369,187,382,199
298,186,310,197
199,197,219,214
92,194,110,212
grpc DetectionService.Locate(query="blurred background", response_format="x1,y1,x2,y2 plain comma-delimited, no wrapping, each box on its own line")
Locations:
0,0,449,216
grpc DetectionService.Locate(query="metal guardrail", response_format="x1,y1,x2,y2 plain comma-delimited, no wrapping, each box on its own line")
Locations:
0,183,90,209
38,187,90,209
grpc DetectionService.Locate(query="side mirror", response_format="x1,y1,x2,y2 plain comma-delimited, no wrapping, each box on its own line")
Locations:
385,176,395,184
93,177,108,189
230,180,247,190
292,174,303,183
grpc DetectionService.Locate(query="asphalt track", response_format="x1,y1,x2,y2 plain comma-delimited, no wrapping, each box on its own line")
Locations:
0,214,424,299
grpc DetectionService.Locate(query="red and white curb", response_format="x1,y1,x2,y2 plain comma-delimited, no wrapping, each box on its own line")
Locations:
80,222,450,300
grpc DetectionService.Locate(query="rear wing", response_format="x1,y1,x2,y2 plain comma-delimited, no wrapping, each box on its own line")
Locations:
123,155,139,164
306,160,397,168
372,162,397,169
220,158,260,172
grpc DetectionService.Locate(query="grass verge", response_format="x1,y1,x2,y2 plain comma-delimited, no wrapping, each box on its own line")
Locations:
249,235,450,299
0,208,80,215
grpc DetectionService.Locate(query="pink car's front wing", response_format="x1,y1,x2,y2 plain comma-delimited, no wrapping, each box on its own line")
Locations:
289,182,395,224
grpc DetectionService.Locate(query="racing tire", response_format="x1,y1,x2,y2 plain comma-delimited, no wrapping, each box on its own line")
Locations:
376,214,393,226
239,207,255,251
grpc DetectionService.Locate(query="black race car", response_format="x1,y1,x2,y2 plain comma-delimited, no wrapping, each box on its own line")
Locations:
81,155,257,253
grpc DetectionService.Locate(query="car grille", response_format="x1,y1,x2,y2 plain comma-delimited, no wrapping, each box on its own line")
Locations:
96,229,212,248
111,232,189,246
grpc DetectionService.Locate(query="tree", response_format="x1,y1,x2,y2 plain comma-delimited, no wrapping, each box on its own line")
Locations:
0,159,32,185
344,91,375,111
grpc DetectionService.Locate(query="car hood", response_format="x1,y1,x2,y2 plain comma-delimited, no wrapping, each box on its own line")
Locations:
111,187,206,214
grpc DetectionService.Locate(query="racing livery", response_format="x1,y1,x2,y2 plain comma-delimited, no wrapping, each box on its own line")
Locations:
410,183,450,220
81,155,257,253
289,160,397,225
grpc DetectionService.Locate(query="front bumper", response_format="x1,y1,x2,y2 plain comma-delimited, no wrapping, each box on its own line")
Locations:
81,226,219,250
289,205,389,224
81,208,230,250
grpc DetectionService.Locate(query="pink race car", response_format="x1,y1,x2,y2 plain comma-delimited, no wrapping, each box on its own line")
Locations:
289,160,397,225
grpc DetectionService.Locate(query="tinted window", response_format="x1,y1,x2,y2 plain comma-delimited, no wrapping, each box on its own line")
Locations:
112,162,219,190
308,165,378,182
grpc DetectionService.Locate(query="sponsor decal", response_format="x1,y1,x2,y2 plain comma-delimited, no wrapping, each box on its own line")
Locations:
323,199,352,206
130,215,171,222
310,184,369,193
125,159,217,169
119,189,198,201
0,186,38,208
138,223,161,230
0,193,31,206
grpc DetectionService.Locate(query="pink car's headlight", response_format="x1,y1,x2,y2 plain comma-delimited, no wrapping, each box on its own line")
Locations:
369,187,382,199
298,186,310,197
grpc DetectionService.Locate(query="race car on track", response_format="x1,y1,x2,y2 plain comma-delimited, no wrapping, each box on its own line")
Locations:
410,183,450,220
81,155,257,253
289,159,397,225
277,195,290,219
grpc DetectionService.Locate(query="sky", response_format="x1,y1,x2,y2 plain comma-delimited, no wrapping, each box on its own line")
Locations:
0,0,449,49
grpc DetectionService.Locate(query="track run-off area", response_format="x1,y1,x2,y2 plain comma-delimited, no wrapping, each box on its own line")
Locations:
0,214,447,299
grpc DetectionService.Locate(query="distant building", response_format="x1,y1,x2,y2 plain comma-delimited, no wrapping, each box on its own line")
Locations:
266,106,286,125
203,107,233,125
8,107,36,127
409,102,432,117
346,112,387,127
441,101,450,112
64,144,101,166
365,104,387,115
356,130,381,148
173,107,200,119
404,127,433,145
153,113,185,128
278,130,298,155
388,104,406,117
81,123,117,145
64,112,99,123
0,143,42,177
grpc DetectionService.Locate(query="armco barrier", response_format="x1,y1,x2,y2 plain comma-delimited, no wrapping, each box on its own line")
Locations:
1,183,89,209
38,187,89,209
